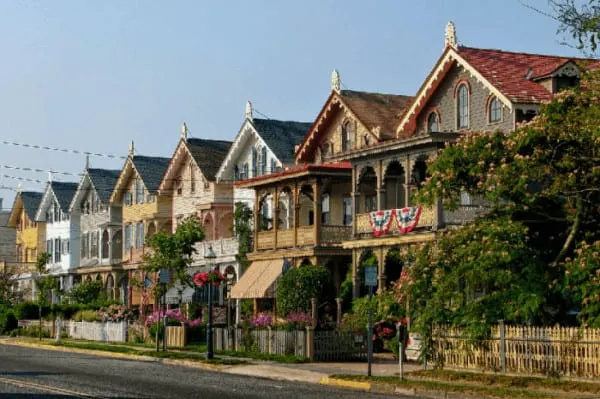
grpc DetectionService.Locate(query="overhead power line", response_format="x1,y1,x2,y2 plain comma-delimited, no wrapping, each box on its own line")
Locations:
0,140,127,159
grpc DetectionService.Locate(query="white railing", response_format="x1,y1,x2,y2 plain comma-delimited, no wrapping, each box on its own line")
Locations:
193,237,238,259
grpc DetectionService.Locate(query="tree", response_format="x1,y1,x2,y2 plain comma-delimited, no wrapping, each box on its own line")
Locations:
143,216,205,299
408,70,600,336
550,0,600,53
233,202,253,273
34,252,58,340
65,280,105,305
276,265,331,317
0,264,17,306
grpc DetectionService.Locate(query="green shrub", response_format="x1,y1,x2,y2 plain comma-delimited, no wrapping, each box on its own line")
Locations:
0,311,18,333
187,325,206,343
276,264,331,316
14,325,50,338
13,301,46,320
72,310,100,322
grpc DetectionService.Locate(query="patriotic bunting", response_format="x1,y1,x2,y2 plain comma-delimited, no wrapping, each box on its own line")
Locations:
394,206,422,234
368,209,394,237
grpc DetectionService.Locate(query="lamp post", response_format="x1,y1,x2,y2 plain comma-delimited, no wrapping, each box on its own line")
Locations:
204,245,217,360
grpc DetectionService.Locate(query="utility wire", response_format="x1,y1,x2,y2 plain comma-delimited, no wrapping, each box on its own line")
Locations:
0,140,127,159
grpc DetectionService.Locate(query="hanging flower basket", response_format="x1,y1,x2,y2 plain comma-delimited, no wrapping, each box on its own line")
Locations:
193,269,227,287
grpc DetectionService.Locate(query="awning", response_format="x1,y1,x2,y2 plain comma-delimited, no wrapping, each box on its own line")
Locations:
230,259,283,299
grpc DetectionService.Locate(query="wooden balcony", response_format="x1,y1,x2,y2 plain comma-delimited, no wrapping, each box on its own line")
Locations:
355,205,436,237
255,225,352,250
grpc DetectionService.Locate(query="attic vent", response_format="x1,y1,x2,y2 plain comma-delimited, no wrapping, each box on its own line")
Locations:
524,67,533,80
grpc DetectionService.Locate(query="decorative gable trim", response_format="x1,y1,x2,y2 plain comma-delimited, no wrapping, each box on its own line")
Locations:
294,91,379,163
158,139,206,193
109,158,136,204
7,194,24,227
34,183,57,221
68,170,91,213
395,47,513,136
215,119,281,183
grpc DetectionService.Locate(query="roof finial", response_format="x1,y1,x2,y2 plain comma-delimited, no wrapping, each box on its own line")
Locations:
85,155,90,170
48,171,52,183
128,141,134,157
181,122,188,139
331,69,341,93
245,101,253,121
17,183,22,193
445,21,457,49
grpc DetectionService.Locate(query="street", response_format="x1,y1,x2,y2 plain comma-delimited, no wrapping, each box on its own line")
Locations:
0,344,411,398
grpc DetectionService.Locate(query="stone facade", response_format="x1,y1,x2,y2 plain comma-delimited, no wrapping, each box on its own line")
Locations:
415,64,514,135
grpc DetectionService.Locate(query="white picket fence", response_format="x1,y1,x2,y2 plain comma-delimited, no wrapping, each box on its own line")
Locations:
67,321,128,342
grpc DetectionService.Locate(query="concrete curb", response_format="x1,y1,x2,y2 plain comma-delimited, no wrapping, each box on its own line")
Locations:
319,377,493,399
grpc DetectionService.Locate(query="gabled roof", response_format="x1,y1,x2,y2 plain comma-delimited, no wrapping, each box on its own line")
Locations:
21,191,44,221
131,155,171,192
7,191,44,226
396,45,600,135
87,168,121,203
295,89,412,163
252,119,312,164
50,182,79,210
186,138,232,181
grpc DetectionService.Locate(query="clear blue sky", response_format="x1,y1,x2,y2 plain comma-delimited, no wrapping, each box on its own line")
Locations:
0,0,582,208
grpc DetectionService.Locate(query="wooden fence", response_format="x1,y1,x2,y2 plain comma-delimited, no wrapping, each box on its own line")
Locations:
433,323,600,378
313,329,367,361
67,321,128,342
165,326,186,347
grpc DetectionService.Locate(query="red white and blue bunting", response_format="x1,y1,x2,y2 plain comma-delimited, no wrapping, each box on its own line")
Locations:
368,209,394,237
394,207,422,234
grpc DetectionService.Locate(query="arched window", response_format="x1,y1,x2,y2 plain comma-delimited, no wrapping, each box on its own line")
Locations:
489,96,501,123
457,84,469,129
341,122,352,152
427,112,439,132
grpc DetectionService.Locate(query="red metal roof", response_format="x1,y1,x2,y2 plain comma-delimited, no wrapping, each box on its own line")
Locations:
457,46,600,103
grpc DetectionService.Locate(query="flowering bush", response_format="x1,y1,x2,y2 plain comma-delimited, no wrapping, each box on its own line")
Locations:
373,315,405,341
144,308,203,327
193,269,227,287
249,313,272,328
284,311,313,330
98,305,135,323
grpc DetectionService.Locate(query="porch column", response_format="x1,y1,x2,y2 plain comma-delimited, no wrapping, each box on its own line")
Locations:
377,247,386,292
312,180,321,246
273,187,279,249
351,249,359,299
253,190,260,252
403,155,412,208
293,182,299,247
376,160,386,211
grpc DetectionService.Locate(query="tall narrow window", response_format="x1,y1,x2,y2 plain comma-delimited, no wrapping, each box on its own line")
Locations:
124,225,132,251
341,122,352,152
365,195,377,213
176,177,183,196
242,163,249,179
427,112,439,132
489,97,501,123
260,147,267,175
457,84,469,129
54,238,61,263
234,165,240,181
251,147,257,177
343,195,352,226
321,194,330,225
190,163,196,193
270,159,276,174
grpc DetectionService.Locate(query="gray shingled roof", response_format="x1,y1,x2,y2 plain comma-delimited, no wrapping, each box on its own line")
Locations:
132,155,171,192
252,119,311,164
87,168,121,203
186,138,232,181
51,182,79,211
20,191,44,221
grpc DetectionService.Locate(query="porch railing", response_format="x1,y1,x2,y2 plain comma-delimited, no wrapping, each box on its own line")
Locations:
320,225,352,243
194,237,239,258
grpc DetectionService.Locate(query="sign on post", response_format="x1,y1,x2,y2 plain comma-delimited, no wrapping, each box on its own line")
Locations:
364,266,378,287
159,269,171,284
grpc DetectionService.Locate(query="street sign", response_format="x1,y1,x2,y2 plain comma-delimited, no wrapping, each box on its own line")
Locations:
364,266,378,287
159,269,170,284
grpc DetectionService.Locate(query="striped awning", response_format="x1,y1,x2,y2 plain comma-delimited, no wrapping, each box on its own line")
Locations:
229,259,282,299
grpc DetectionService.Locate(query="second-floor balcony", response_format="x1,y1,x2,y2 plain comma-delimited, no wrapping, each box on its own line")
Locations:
193,237,238,259
355,205,436,238
255,224,352,250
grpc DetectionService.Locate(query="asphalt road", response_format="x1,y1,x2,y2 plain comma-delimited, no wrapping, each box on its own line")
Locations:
0,344,412,398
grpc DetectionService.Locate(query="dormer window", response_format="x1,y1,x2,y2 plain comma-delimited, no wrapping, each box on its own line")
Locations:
489,96,501,123
456,83,469,129
341,121,353,152
427,112,440,132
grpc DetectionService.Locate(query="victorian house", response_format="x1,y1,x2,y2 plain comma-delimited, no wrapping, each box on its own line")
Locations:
34,180,80,292
231,72,413,314
109,143,171,306
69,159,123,301
6,190,45,300
157,123,234,305
339,22,600,299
